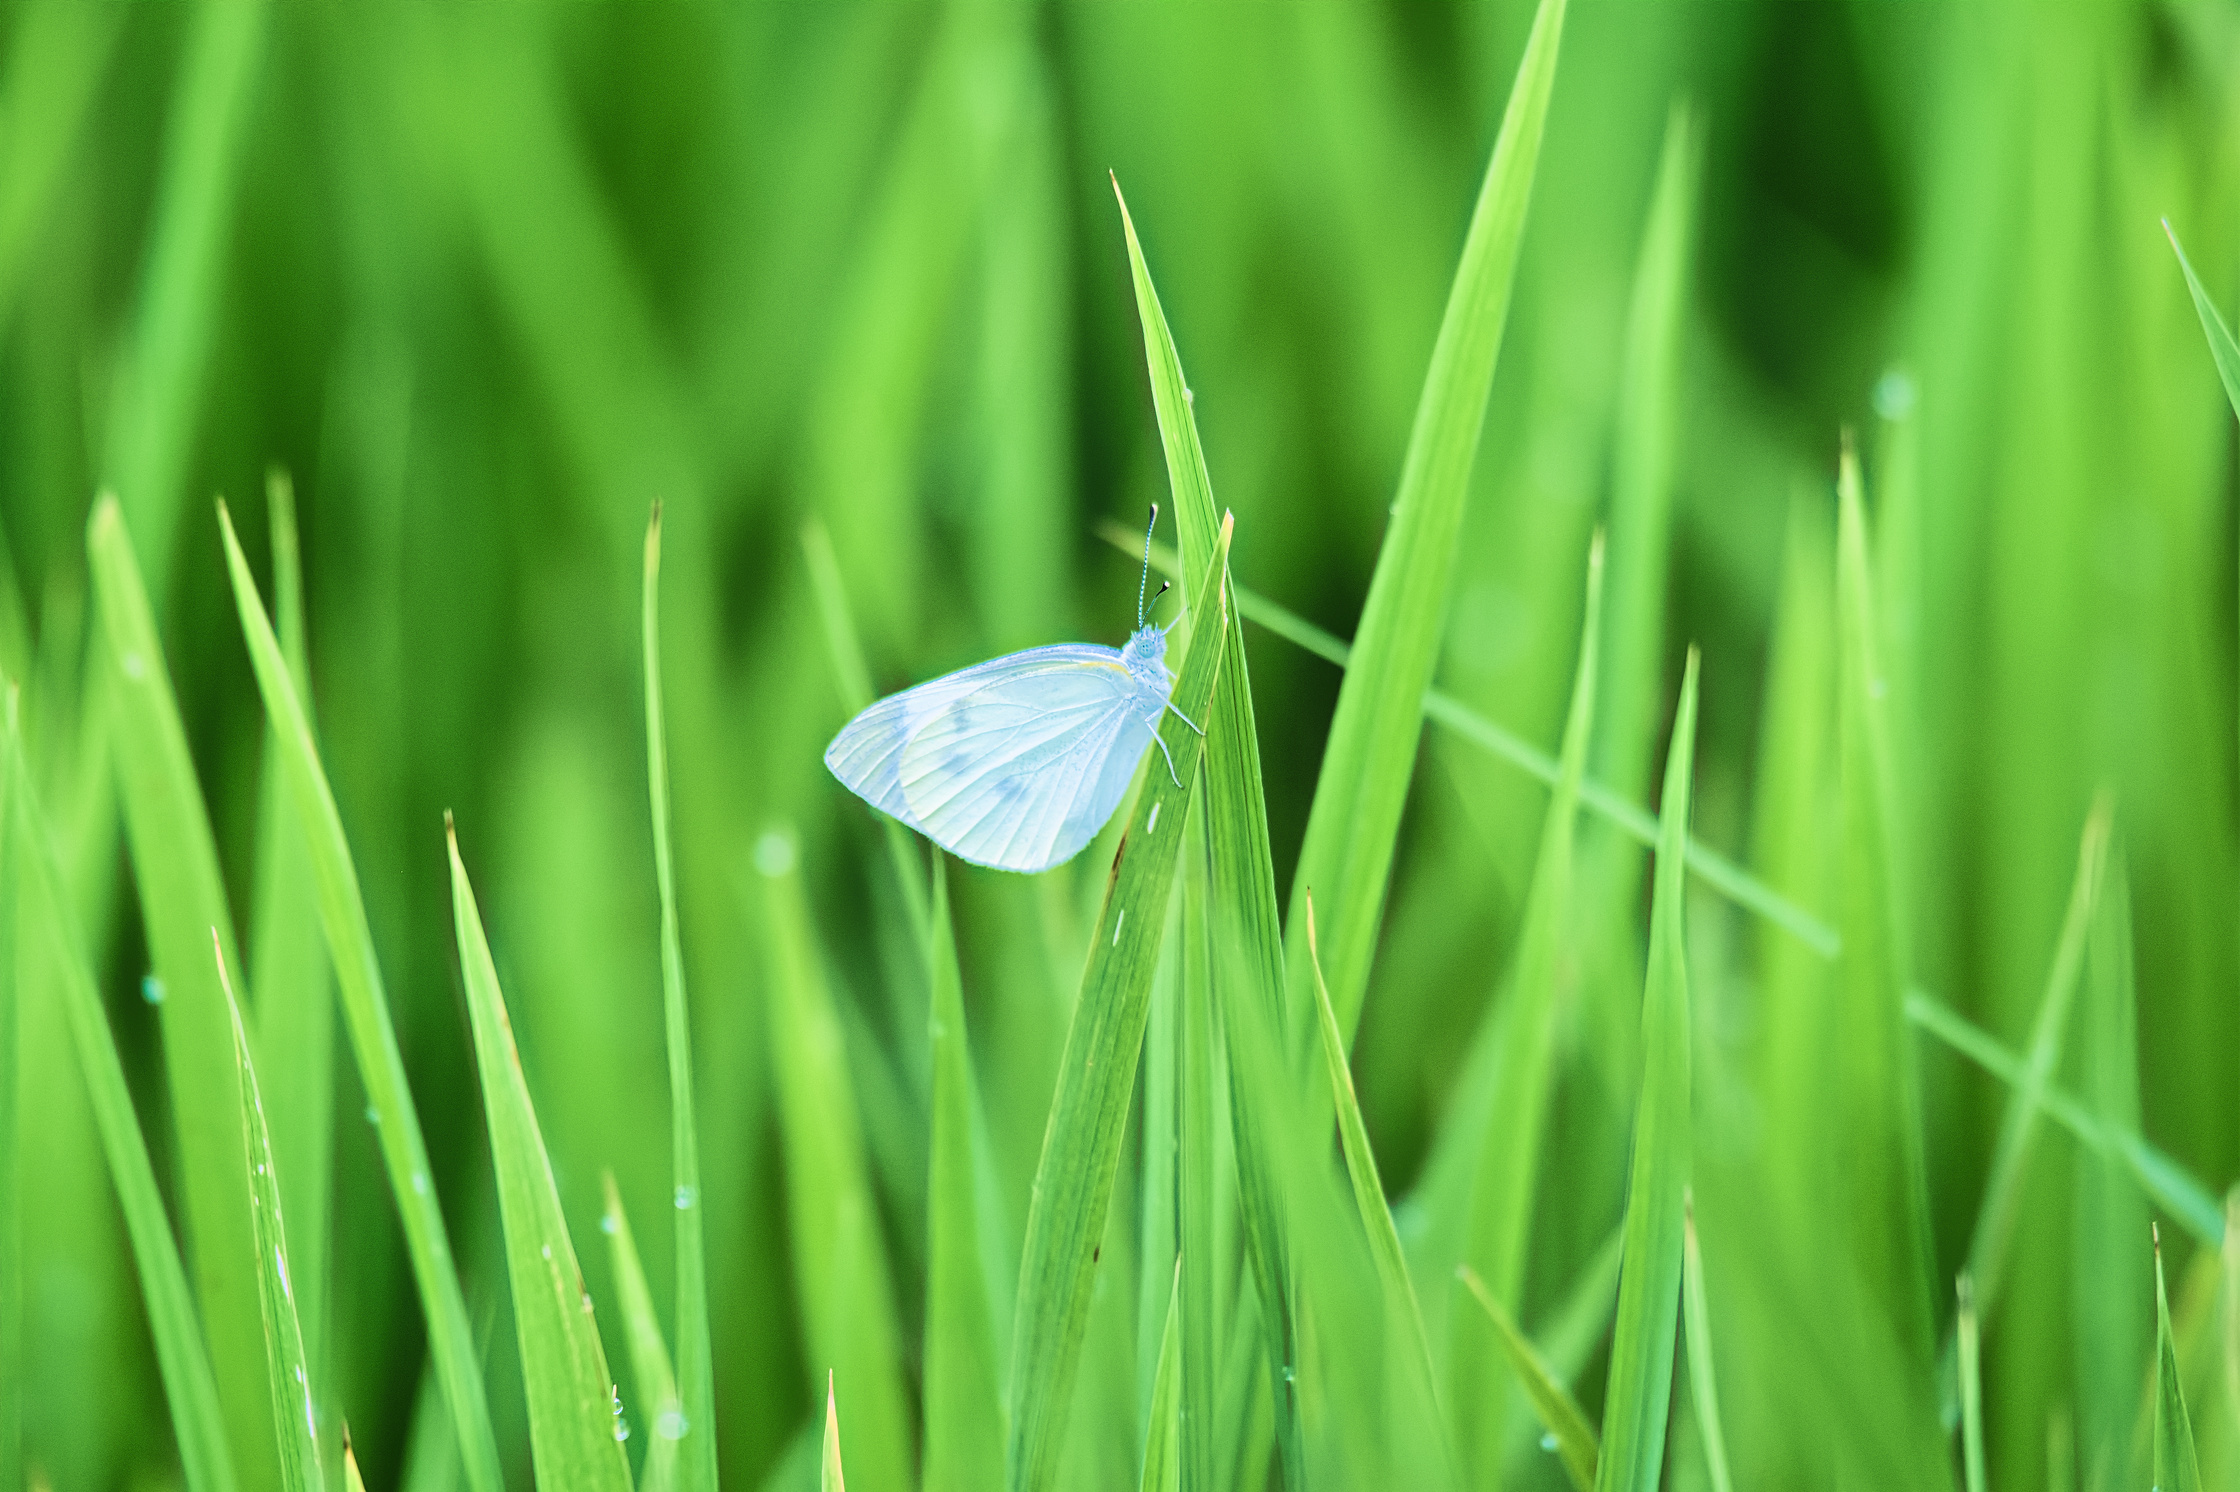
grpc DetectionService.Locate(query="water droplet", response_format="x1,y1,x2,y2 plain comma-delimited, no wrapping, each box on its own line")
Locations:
1112,909,1125,947
600,1213,619,1236
581,1291,594,1314
121,651,147,680
1872,368,1917,421
655,1409,690,1441
141,975,166,1006
275,1248,292,1300
1147,803,1161,834
411,1171,430,1196
754,831,796,878
612,1385,630,1442
674,1185,697,1211
1540,1433,1558,1453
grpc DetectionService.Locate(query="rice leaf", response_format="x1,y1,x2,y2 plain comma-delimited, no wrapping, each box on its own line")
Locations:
1956,1275,1985,1492
4,694,239,1492
757,827,912,1492
217,501,504,1492
1594,650,1697,1492
925,855,1005,1492
1008,518,1232,1492
643,504,718,1491
1140,1266,1183,1492
1680,1195,1734,1492
215,935,322,1492
1282,0,1567,1044
1457,1266,1596,1492
601,1172,682,1492
824,1375,847,1492
246,472,335,1424
446,824,632,1487
2153,1228,2202,1492
88,494,276,1485
2163,221,2240,422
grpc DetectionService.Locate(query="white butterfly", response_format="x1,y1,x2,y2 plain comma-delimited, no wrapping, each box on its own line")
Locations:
825,509,1202,873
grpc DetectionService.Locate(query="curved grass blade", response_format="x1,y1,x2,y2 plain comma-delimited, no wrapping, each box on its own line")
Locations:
644,504,718,1491
215,935,322,1492
2153,1228,2202,1492
1008,518,1232,1492
1456,1267,1596,1492
1140,1266,1183,1492
89,494,276,1485
1679,1196,1733,1492
2163,221,2240,421
4,695,239,1492
216,501,504,1492
1956,1275,1985,1492
246,473,335,1423
601,1172,682,1492
446,822,632,1491
1283,0,1568,1044
823,1375,847,1492
926,855,1005,1492
1594,651,1697,1492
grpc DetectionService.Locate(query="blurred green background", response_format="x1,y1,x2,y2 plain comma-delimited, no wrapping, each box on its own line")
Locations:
4,3,2239,1489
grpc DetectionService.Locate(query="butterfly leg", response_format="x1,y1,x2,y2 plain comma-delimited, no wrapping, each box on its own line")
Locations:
1162,698,1205,736
1153,729,1185,790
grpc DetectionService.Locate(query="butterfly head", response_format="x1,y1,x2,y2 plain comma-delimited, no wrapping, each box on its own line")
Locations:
1122,623,1169,688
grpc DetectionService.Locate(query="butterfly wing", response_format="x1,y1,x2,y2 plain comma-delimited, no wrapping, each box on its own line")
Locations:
824,645,1158,874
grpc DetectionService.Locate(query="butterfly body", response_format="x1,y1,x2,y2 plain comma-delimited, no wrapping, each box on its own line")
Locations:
825,622,1188,874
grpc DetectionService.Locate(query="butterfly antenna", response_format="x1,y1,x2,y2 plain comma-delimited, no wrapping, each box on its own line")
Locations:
1137,503,1158,627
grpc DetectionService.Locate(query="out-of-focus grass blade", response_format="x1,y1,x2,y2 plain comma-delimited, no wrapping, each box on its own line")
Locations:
247,473,335,1421
4,699,239,1492
1680,1196,1733,1492
1108,523,1839,958
2153,1228,2203,1492
1139,1266,1182,1492
757,827,912,1492
1956,1275,1985,1492
1456,1267,1596,1492
2163,221,2240,421
644,505,718,1491
89,494,277,1485
2223,1189,2238,1432
216,936,322,1492
217,501,503,1492
1303,893,1442,1445
0,693,16,1491
925,855,1005,1492
1834,447,1943,1401
1594,650,1696,1492
446,823,632,1489
1008,521,1231,1492
823,1375,847,1492
601,1172,681,1492
1282,0,1568,1043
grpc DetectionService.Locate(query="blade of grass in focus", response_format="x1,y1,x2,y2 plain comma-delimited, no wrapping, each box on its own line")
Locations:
4,694,239,1492
2154,1229,2203,1492
1456,1267,1596,1492
217,501,504,1492
1679,1197,1734,1492
1957,1276,1985,1492
643,505,718,1491
925,855,1005,1492
824,1376,847,1492
2222,1190,2238,1433
89,494,277,1486
246,473,335,1434
446,822,632,1489
1284,0,1567,1044
757,826,912,1492
602,1172,682,1492
2164,221,2240,421
1593,650,1696,1492
1139,1267,1182,1492
216,937,322,1492
1007,519,1231,1492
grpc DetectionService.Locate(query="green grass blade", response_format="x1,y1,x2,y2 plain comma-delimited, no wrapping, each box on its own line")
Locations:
644,506,718,1490
1282,0,1567,1044
1955,1275,1985,1492
925,855,1006,1492
1456,1267,1596,1492
2153,1229,2202,1492
2163,221,2240,421
1107,522,1840,959
246,473,335,1427
602,1172,682,1492
1177,803,1223,1492
1008,520,1232,1492
216,501,504,1492
1594,650,1697,1492
757,828,912,1492
1139,1266,1182,1492
0,691,17,1489
88,493,277,1487
824,1376,847,1492
2223,1189,2238,1434
5,698,239,1492
216,936,322,1492
446,823,633,1490
1679,1196,1734,1492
